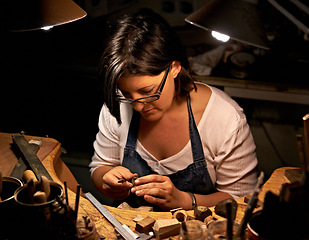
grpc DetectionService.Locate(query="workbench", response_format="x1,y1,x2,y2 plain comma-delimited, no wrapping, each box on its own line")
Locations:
0,132,300,239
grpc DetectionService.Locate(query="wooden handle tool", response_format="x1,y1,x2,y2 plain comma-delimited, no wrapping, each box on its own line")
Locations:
23,170,38,183
33,191,47,204
26,178,36,204
40,176,50,200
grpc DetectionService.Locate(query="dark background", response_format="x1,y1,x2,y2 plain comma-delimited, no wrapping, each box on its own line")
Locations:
1,0,309,204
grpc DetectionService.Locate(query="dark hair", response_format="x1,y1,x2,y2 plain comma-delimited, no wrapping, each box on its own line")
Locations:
99,8,195,123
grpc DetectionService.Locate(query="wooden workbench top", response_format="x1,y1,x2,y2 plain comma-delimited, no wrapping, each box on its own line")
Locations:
0,132,298,239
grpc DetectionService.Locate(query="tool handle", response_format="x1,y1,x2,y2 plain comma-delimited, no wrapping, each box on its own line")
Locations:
23,170,38,182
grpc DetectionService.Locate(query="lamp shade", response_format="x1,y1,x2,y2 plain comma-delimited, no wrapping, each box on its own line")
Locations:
185,0,269,50
6,0,87,32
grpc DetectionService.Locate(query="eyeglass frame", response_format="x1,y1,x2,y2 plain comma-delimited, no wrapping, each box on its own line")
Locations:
116,65,171,104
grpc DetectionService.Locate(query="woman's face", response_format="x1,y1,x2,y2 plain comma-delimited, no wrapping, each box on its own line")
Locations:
117,62,181,122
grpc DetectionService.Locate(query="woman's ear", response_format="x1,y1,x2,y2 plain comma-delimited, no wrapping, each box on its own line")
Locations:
171,61,181,78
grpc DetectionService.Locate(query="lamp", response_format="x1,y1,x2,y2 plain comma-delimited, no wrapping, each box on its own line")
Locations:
6,0,87,32
185,0,269,50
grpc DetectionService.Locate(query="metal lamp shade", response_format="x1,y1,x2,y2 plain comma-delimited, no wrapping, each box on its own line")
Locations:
185,0,269,50
6,0,87,32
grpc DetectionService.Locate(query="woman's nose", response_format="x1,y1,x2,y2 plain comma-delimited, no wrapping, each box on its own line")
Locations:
131,101,146,112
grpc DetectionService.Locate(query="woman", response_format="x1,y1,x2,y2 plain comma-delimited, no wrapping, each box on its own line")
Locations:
90,8,258,211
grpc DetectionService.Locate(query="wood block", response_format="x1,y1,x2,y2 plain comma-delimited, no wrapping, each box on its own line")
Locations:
153,219,180,240
172,210,188,222
135,216,156,233
117,202,153,212
194,206,212,221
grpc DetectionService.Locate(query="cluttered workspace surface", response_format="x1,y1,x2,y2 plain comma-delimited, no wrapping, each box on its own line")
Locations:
0,132,308,239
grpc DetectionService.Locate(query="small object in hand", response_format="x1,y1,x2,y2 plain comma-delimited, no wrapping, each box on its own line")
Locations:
131,177,138,186
118,178,127,183
118,177,138,186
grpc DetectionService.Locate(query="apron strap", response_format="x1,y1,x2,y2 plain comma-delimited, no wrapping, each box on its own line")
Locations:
187,94,205,162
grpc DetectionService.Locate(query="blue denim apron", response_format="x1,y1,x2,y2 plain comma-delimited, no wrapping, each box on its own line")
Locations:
119,95,215,209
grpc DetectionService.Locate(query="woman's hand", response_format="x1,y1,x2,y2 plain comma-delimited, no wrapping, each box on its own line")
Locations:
101,166,138,200
130,174,188,210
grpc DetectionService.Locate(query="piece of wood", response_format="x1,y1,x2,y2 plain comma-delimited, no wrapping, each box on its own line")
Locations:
135,216,156,233
194,206,212,221
244,193,263,209
26,178,35,204
153,219,181,239
173,209,188,222
204,215,216,228
23,169,38,182
117,202,153,212
40,176,50,200
33,191,47,204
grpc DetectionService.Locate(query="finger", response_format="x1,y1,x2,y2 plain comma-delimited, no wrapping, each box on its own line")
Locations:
134,186,166,199
134,174,167,185
143,194,166,206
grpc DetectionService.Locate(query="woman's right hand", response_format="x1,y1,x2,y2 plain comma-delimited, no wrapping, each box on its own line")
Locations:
101,166,138,200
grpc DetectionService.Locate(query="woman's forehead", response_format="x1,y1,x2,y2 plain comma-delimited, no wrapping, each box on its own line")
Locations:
117,71,165,89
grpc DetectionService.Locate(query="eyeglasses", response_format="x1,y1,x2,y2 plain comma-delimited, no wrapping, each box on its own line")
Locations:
117,65,171,104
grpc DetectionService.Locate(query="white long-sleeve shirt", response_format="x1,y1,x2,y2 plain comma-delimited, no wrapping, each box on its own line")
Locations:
90,83,258,199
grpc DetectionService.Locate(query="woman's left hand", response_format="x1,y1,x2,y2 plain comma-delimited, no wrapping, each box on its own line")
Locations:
130,174,187,210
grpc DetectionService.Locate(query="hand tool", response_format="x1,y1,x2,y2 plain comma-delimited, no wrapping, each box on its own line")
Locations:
12,134,52,181
235,171,264,237
10,138,42,180
85,192,153,240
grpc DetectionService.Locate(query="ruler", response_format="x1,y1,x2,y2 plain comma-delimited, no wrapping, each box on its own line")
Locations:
84,192,153,240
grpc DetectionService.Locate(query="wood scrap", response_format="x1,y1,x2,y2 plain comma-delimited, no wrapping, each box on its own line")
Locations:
153,218,180,240
204,215,217,228
194,206,212,221
244,193,263,208
117,202,153,212
135,216,155,233
172,209,188,222
133,215,144,222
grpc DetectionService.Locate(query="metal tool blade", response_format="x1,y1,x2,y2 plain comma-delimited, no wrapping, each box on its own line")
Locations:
12,134,53,181
10,139,42,180
84,192,153,240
